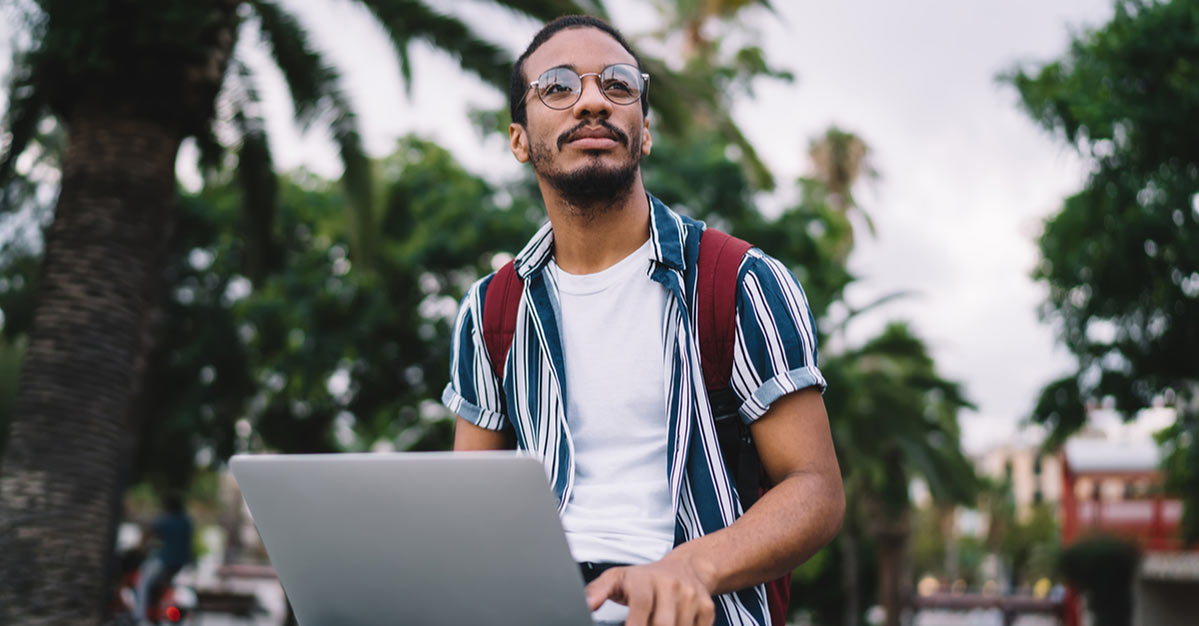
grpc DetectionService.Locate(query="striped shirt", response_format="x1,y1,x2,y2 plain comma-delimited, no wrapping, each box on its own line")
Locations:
442,194,825,626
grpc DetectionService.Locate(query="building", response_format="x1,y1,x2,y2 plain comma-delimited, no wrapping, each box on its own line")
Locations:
1056,405,1198,626
975,425,1062,521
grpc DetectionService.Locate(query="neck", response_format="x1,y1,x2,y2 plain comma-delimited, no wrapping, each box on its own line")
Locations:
539,176,652,275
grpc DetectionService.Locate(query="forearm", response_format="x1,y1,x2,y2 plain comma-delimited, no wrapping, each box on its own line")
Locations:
452,416,512,450
665,469,844,595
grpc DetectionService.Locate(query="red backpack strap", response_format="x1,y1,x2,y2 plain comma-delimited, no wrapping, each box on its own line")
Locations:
481,260,523,380
698,228,791,626
696,227,753,390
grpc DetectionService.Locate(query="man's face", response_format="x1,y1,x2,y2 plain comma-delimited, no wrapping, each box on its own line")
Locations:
509,27,652,208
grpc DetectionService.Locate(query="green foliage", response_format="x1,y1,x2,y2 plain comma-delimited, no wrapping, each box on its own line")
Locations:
0,336,24,459
0,204,46,462
1007,0,1199,541
826,322,980,514
10,1,234,130
0,135,543,489
644,120,978,623
644,132,854,319
909,506,952,580
1001,504,1060,587
1059,535,1139,626
788,534,877,626
633,0,795,190
957,535,988,587
645,123,979,623
127,136,537,488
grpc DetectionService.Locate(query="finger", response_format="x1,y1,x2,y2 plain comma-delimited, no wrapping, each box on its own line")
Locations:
585,568,623,611
650,578,681,626
696,595,716,626
674,586,699,626
649,595,677,625
624,575,655,626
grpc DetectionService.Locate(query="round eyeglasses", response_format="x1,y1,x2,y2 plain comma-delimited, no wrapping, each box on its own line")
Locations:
523,63,649,110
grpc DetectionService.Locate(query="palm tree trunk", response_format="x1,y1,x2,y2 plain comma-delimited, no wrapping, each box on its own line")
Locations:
871,510,912,626
842,517,861,626
0,109,180,624
876,530,906,626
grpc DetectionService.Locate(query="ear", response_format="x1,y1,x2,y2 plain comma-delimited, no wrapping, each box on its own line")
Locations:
640,114,652,157
509,123,530,163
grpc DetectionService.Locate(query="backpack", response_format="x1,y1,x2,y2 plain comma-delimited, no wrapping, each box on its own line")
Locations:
481,227,790,625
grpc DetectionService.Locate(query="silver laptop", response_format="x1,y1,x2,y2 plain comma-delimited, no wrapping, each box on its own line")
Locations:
230,451,595,625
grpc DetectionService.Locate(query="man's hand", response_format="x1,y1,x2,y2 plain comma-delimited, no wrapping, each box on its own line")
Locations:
585,556,717,626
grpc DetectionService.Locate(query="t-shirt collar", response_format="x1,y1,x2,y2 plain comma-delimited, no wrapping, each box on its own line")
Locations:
513,192,685,280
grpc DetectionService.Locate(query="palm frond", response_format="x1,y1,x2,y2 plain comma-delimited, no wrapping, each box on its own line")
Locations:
639,56,775,190
326,91,376,268
396,35,414,98
194,123,224,178
827,290,917,338
247,0,335,130
354,0,512,91
246,0,376,267
638,56,701,135
713,112,774,190
232,110,279,283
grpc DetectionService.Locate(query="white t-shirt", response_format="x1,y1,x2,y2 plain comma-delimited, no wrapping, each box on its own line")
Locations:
548,238,675,569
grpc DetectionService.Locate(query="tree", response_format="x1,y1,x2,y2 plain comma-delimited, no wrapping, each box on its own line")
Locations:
0,0,590,621
824,322,980,626
1006,0,1199,541
115,137,537,491
643,0,794,190
648,121,979,625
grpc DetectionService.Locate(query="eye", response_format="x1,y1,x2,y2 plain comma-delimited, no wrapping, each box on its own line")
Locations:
543,83,574,96
603,79,632,94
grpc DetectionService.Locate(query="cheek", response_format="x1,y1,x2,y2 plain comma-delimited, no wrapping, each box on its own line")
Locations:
527,122,559,151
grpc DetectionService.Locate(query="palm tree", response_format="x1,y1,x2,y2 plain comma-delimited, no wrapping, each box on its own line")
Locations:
642,0,791,190
0,1,592,621
785,125,976,626
823,322,981,626
806,127,878,261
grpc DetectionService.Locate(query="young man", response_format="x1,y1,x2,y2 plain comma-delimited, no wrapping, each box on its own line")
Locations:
443,15,844,626
134,492,193,624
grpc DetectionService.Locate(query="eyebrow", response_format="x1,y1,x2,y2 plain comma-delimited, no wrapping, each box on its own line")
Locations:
536,62,632,77
547,63,577,73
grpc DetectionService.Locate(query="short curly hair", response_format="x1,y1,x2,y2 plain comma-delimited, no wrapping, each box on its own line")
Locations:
509,15,648,126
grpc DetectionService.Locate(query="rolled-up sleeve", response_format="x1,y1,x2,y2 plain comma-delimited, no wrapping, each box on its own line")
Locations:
440,276,508,431
730,249,826,423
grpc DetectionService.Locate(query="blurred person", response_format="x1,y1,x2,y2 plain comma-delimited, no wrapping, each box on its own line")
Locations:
443,15,844,626
134,491,194,624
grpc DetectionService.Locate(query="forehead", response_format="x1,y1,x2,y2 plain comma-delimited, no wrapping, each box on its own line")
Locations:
524,27,637,79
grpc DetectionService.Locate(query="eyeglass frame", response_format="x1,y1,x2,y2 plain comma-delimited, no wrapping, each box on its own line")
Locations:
519,63,650,112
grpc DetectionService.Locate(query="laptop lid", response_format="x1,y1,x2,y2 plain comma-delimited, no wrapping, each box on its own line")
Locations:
230,451,593,626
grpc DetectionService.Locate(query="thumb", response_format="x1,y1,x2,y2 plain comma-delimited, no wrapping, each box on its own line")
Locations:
584,568,625,611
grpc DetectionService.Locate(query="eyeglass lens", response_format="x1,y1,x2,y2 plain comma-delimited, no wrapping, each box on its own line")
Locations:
536,64,644,109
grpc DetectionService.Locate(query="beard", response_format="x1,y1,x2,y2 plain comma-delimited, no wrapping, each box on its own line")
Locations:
528,120,642,218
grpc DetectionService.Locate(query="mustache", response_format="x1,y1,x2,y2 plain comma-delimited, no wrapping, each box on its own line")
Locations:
557,121,629,150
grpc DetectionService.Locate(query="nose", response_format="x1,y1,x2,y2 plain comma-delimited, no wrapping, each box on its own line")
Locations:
571,74,613,119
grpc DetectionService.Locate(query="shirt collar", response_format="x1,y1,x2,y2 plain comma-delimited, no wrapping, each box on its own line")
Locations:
513,192,686,280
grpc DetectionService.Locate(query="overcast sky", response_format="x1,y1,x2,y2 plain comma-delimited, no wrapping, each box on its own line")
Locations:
232,0,1118,454
731,0,1113,453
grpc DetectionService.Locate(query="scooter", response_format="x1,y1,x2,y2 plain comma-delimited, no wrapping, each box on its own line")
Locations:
109,548,196,625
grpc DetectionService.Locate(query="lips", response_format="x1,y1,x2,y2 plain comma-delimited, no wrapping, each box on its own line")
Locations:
558,123,628,150
570,128,618,141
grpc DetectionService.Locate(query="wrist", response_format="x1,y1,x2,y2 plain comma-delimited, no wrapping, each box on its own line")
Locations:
665,544,720,593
